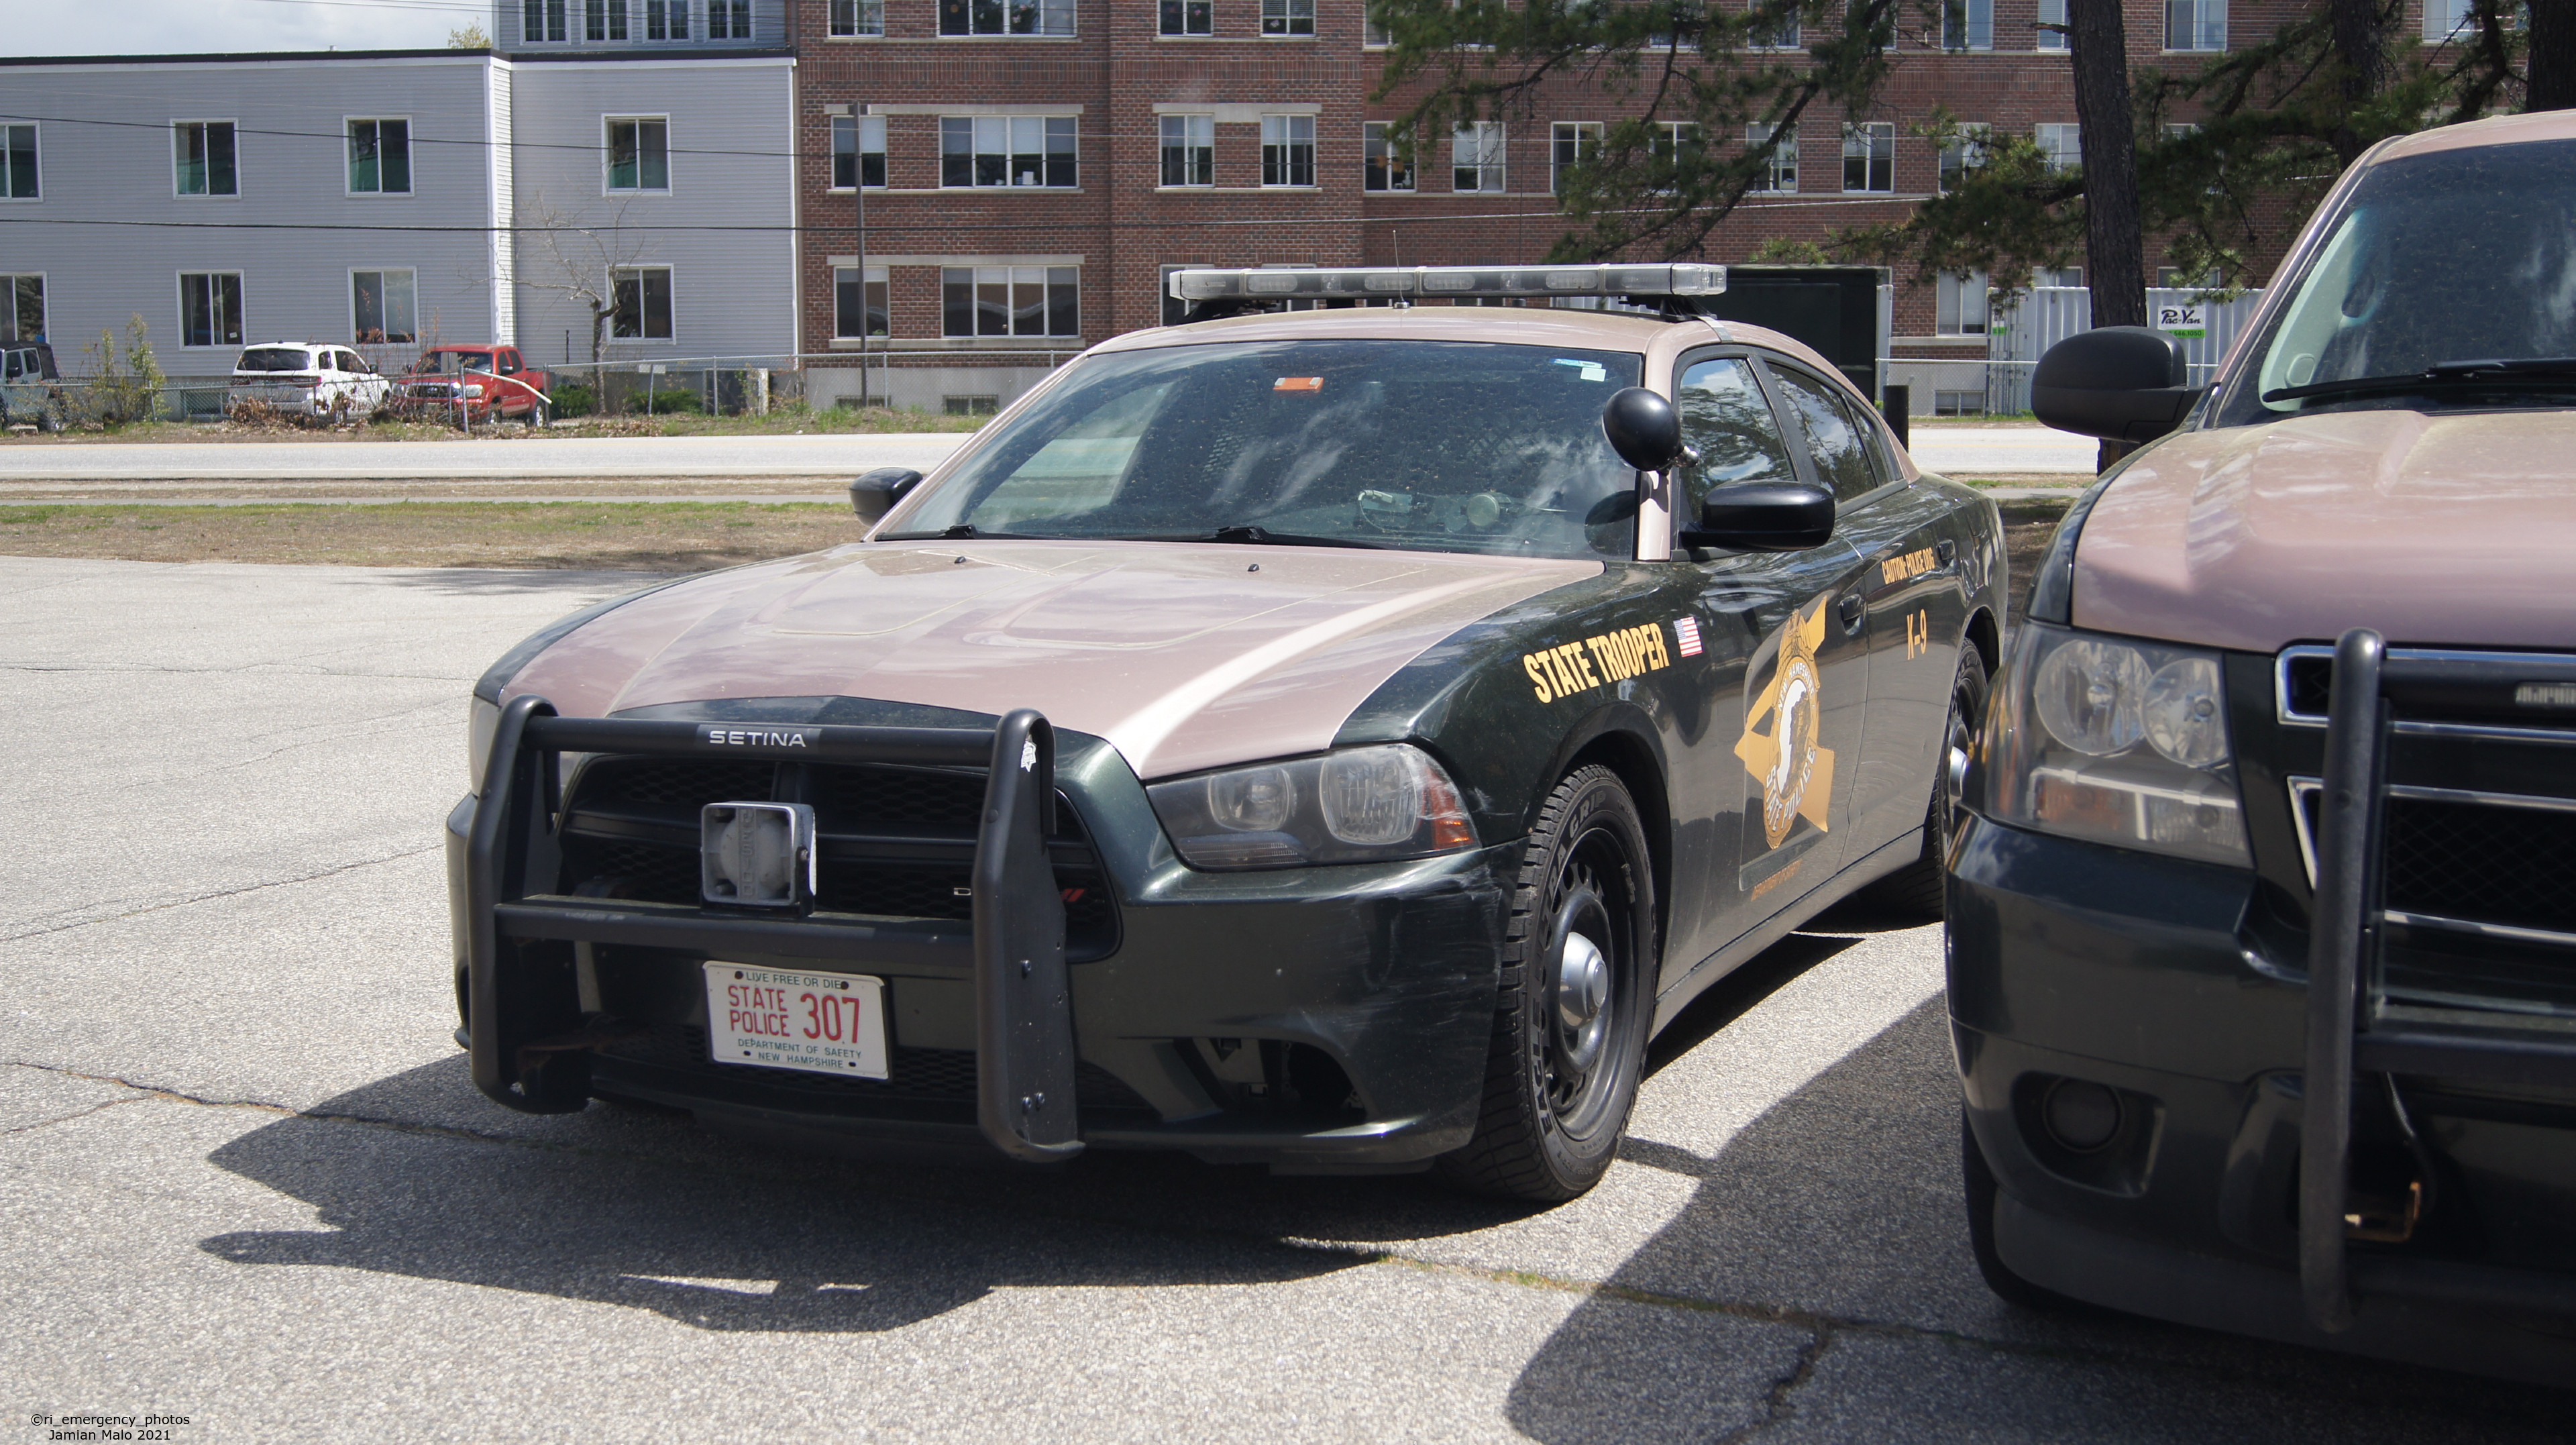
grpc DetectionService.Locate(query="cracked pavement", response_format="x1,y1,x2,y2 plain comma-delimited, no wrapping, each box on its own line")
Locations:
1,555,2565,1442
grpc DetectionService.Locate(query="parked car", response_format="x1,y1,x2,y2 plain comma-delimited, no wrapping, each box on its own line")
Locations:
1947,110,2576,1384
226,343,392,421
445,264,2006,1199
1,342,64,431
396,345,551,425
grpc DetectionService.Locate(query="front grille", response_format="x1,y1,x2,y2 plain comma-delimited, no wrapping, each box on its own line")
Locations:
2384,798,2576,936
596,759,777,809
602,1022,1150,1113
2286,653,2333,718
811,764,985,827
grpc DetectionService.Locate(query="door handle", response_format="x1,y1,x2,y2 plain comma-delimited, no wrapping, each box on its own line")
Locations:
1837,593,1866,633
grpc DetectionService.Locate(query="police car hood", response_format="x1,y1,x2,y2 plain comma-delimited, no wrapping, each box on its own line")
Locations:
502,540,1599,780
2072,407,2576,653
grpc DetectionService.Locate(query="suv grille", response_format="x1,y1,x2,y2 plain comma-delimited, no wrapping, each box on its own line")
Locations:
2383,796,2576,936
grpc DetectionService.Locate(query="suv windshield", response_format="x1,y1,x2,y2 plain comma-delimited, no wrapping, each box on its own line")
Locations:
236,347,315,373
2225,138,2576,423
890,339,1646,560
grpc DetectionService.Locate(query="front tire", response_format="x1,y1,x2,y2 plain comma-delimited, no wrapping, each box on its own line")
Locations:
1440,765,1656,1202
1865,641,1990,918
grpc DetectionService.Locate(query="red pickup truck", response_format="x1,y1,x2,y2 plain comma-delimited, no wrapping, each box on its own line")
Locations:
396,345,553,425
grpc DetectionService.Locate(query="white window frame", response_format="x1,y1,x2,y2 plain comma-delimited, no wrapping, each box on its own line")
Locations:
344,117,413,198
1941,0,1992,50
1842,121,1894,193
2,274,46,346
941,264,1081,339
1937,121,1988,193
1262,114,1316,187
1552,121,1601,197
176,270,244,350
939,0,1076,37
604,115,672,195
1363,121,1413,192
2035,122,2080,174
834,264,889,339
2164,0,2226,52
586,0,631,42
830,115,887,191
0,121,38,202
608,263,676,341
350,268,419,345
1935,270,1988,336
1161,0,1214,35
709,0,754,38
829,0,886,36
2034,0,2065,49
523,0,569,42
1452,121,1505,194
940,115,1079,189
1748,121,1797,194
1262,0,1316,36
1750,3,1801,50
172,119,239,199
642,0,691,39
1161,114,1214,188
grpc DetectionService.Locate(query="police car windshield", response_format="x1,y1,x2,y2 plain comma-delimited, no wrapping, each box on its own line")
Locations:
890,339,1646,560
2229,138,2576,423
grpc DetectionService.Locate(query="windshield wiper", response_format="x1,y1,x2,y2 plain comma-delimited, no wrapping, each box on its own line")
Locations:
876,523,1038,541
2263,357,2576,404
1199,525,1383,549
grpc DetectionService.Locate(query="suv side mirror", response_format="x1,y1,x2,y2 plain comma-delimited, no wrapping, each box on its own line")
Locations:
2031,326,2202,442
1678,482,1836,553
1601,387,1689,473
850,467,924,523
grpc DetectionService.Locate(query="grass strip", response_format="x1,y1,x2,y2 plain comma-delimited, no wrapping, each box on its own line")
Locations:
0,500,859,570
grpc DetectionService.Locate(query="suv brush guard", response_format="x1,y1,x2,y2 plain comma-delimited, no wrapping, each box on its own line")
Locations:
464,694,1083,1163
2301,629,2576,1330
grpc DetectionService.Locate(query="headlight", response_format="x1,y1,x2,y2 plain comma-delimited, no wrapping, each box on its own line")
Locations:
467,696,501,792
464,384,487,397
1146,744,1479,870
1978,623,2249,867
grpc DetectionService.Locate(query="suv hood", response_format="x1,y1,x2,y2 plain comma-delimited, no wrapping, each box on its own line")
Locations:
2074,408,2576,652
503,540,1598,779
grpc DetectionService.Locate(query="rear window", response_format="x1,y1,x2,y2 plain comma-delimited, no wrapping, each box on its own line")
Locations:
236,347,313,373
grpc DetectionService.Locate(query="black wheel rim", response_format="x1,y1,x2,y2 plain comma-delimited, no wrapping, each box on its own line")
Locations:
1534,818,1637,1138
1936,672,1980,852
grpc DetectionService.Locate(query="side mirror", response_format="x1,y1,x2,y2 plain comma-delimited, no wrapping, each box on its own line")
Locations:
1601,387,1688,474
1678,482,1836,553
2031,326,2202,443
849,467,924,523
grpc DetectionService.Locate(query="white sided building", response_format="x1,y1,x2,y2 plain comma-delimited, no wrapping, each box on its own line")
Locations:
0,40,796,390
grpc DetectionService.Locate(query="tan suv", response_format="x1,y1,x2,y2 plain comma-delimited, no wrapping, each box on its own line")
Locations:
1947,109,2576,1383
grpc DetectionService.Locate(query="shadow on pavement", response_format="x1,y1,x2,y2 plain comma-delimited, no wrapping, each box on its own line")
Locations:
366,566,675,596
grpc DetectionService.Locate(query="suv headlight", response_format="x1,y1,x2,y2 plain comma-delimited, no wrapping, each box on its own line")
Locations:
1146,744,1480,870
1978,622,2249,867
467,696,501,791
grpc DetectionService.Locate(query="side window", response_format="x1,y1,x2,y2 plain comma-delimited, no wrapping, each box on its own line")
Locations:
498,351,521,375
1768,362,1878,501
1674,356,1797,521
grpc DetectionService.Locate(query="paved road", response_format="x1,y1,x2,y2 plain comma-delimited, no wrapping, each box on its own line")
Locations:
0,425,2096,486
3,556,2551,1442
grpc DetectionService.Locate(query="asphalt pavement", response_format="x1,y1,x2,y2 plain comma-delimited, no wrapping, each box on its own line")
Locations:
0,425,2094,490
3,555,2557,1442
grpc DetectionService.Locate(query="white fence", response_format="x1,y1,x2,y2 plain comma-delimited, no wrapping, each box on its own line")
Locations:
1885,286,2267,416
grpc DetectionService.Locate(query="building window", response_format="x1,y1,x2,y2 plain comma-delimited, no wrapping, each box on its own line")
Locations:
1161,115,1214,186
610,266,673,339
941,117,1077,188
1748,122,1796,193
712,0,753,36
352,269,418,344
0,124,35,200
1161,0,1212,34
1363,121,1412,191
179,272,244,349
1452,121,1504,193
1363,6,1387,44
645,0,688,38
3,276,44,344
939,0,1076,36
1935,270,1988,335
2034,0,2065,48
2165,0,2224,50
2035,123,2080,173
942,265,1079,338
1647,119,1702,191
523,0,568,41
346,120,411,195
830,0,886,34
1262,115,1316,186
1750,3,1800,49
607,118,670,191
1941,0,1990,50
174,121,237,197
586,0,630,41
1552,121,1600,197
1841,122,1893,193
835,265,889,337
2036,264,2082,287
1262,0,1314,35
1937,123,1987,193
831,115,886,188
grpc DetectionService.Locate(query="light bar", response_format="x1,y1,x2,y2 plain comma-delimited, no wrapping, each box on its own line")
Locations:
1167,263,1727,303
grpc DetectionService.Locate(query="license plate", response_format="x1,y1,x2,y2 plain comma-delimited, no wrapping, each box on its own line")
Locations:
702,963,889,1079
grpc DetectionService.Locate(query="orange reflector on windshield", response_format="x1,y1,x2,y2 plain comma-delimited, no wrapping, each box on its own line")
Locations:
1274,376,1323,392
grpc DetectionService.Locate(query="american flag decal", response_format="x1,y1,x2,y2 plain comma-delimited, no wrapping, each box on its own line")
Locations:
1674,616,1703,657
